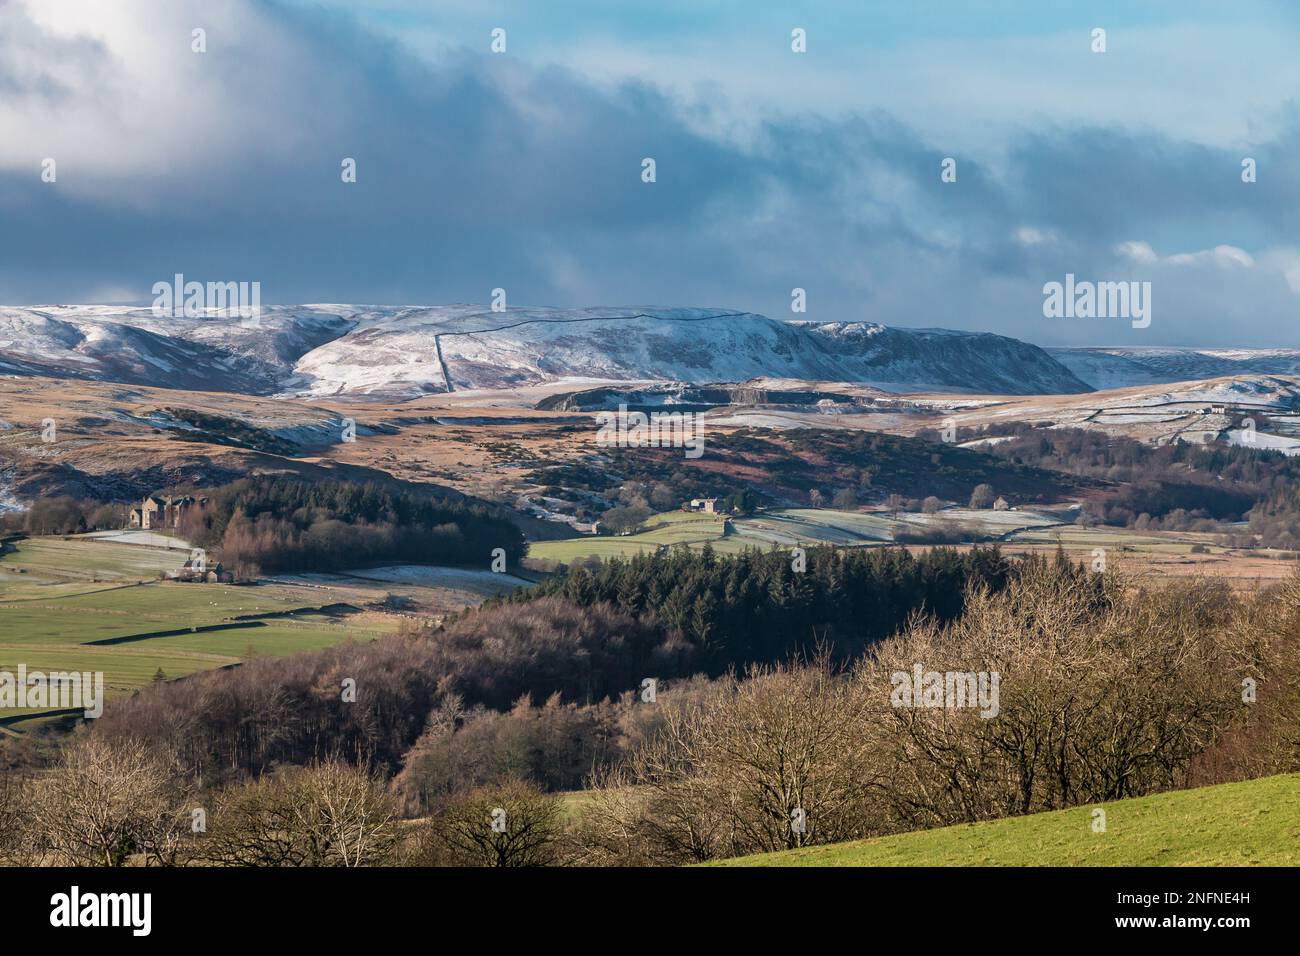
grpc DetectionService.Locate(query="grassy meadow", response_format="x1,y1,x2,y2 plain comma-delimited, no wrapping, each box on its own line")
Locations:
526,506,1237,569
0,535,398,727
711,773,1300,867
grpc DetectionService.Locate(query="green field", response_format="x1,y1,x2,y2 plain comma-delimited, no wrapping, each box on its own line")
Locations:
1006,525,1225,553
0,535,189,588
0,536,399,727
527,508,900,564
711,773,1300,866
528,510,729,562
528,507,1226,566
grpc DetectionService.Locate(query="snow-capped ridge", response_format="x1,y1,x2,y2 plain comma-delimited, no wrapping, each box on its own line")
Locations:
0,304,1091,398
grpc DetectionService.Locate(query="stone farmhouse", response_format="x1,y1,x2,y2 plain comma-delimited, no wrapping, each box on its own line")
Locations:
167,555,233,584
129,494,204,530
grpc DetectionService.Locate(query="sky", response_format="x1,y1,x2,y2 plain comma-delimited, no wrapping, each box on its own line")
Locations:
1,0,1298,347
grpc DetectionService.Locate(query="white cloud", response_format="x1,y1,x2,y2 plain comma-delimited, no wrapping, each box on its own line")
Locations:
502,23,1300,155
1166,245,1255,268
1116,241,1255,269
1014,226,1054,246
2,0,1297,348
1115,240,1158,263
0,0,352,205
1259,248,1300,296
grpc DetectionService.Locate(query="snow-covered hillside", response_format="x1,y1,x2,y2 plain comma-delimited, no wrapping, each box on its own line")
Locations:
804,322,1089,395
0,305,353,394
1049,346,1300,390
0,304,1091,398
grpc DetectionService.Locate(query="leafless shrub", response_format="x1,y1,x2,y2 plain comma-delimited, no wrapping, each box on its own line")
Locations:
0,771,30,865
582,657,882,863
863,567,1246,827
27,737,192,866
197,759,399,867
1190,570,1300,784
416,778,563,867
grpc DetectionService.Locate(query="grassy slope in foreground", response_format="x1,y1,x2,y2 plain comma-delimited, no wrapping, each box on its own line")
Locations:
711,773,1300,866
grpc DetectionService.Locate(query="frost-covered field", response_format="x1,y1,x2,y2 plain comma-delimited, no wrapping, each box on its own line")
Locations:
532,507,1074,564
1,534,189,585
269,566,532,600
1050,346,1300,390
958,435,1015,448
329,565,531,589
1224,429,1300,455
897,509,1061,532
83,530,191,549
731,509,898,546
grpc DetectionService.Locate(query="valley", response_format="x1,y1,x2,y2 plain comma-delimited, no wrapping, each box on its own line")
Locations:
3,302,1298,876
5,0,1298,902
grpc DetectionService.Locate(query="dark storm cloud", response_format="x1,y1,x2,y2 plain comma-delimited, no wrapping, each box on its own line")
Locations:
0,0,1296,346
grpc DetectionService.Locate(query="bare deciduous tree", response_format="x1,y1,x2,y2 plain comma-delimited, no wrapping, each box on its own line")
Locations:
584,562,1276,865
0,771,30,865
592,657,881,863
28,737,191,866
423,778,562,867
864,567,1248,826
198,759,399,867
